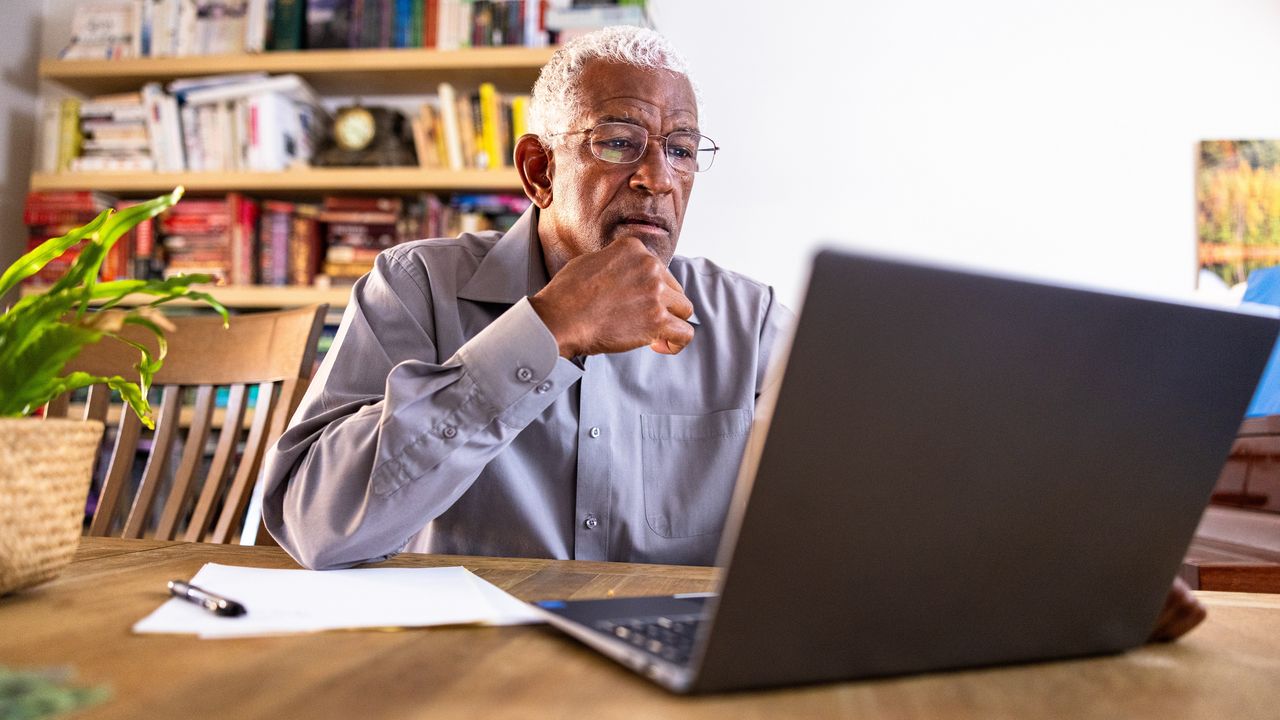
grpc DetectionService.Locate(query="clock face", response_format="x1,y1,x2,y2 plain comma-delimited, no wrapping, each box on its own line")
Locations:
335,107,376,151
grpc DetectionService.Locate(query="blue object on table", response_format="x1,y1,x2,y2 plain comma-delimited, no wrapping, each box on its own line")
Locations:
1243,267,1280,417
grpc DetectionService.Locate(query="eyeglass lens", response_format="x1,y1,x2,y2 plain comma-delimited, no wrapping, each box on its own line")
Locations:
588,123,717,172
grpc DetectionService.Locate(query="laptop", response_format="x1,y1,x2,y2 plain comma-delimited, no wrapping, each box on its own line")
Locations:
536,248,1280,694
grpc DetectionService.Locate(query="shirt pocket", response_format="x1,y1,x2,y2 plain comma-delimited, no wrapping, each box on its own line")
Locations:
640,408,752,539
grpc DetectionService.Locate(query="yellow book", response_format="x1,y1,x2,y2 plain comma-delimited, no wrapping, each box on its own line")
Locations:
478,82,501,170
57,98,82,173
511,95,528,140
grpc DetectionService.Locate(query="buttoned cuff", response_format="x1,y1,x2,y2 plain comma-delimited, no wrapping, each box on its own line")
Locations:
453,297,564,411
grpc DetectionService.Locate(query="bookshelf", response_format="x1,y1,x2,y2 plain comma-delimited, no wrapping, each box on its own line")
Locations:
30,47,550,310
30,168,523,193
39,47,555,95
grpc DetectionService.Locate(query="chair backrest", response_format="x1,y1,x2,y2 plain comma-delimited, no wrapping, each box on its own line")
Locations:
45,304,327,544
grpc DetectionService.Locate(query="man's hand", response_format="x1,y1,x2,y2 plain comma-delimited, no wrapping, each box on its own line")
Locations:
1147,576,1207,643
530,237,695,358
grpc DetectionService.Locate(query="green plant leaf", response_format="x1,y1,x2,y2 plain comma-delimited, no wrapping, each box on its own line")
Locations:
0,210,110,298
49,371,154,428
0,187,227,423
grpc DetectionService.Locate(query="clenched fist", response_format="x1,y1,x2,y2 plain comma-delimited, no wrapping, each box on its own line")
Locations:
530,236,695,358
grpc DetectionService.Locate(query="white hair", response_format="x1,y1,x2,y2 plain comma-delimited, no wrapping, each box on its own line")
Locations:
528,25,699,138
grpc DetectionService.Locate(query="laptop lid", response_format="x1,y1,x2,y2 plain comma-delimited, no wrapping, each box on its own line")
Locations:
689,248,1279,693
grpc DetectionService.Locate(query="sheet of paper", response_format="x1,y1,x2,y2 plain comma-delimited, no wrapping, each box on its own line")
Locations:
133,562,543,638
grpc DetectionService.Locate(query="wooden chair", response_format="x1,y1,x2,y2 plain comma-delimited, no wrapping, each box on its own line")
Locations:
44,304,327,544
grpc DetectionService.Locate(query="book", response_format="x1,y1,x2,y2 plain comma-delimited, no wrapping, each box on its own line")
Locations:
194,0,249,54
456,93,478,169
270,0,305,50
437,82,464,171
510,94,528,139
62,0,143,59
477,82,501,170
180,73,321,108
260,200,294,286
324,196,402,213
57,98,82,172
227,192,258,285
306,0,350,48
289,204,322,286
244,0,269,51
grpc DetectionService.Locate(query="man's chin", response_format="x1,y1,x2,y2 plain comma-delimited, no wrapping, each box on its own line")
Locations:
608,226,677,263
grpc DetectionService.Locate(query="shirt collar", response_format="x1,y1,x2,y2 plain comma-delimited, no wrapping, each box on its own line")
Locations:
457,206,548,304
455,205,699,325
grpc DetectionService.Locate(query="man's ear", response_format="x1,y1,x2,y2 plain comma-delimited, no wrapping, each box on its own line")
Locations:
515,134,554,209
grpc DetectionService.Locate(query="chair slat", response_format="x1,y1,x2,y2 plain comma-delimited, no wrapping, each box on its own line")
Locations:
155,385,216,540
87,409,143,536
185,383,249,542
84,385,111,423
122,386,182,539
212,382,278,544
240,377,307,546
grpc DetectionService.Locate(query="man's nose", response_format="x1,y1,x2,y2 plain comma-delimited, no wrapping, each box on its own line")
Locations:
629,138,675,195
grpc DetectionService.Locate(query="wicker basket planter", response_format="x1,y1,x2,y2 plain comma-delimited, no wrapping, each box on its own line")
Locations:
0,418,104,596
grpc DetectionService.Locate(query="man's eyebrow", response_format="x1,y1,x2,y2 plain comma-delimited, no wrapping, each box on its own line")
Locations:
594,114,644,126
593,115,701,134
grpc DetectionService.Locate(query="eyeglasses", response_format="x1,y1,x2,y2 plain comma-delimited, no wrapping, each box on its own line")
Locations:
549,122,720,173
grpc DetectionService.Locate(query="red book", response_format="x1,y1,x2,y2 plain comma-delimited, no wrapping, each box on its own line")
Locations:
317,209,400,224
228,192,260,286
323,195,403,214
424,0,438,48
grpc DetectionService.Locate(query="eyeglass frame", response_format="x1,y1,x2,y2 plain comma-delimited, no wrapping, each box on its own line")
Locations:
544,121,721,173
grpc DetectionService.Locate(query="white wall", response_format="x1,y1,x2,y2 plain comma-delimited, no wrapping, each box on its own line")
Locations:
650,0,1280,308
0,0,48,300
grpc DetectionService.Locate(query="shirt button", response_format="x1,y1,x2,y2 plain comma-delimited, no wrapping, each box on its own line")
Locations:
536,381,552,394
584,515,599,530
589,426,601,438
515,367,534,382
441,425,457,439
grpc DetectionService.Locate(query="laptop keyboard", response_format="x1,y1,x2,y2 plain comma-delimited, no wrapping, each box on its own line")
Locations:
594,614,704,666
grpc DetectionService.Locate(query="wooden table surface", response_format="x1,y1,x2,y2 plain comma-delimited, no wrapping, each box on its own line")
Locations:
4,538,1280,719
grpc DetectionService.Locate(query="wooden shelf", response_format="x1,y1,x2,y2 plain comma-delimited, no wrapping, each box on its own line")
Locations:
22,284,351,310
39,47,556,95
30,167,523,194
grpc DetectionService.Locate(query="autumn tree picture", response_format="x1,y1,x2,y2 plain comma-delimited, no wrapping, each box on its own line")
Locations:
1198,140,1280,286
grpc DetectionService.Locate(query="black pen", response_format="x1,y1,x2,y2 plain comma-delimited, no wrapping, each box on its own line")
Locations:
167,579,248,617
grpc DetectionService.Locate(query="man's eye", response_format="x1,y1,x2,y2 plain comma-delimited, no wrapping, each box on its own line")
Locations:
596,138,638,150
667,145,695,160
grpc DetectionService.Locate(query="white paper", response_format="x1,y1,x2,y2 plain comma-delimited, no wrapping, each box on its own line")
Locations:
133,562,543,638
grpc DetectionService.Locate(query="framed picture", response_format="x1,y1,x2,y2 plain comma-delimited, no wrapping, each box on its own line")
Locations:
1197,140,1280,289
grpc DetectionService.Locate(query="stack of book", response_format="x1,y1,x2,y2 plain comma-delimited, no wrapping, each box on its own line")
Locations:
411,82,529,171
156,194,261,284
544,1,647,43
320,197,403,280
22,191,128,284
171,74,324,172
72,93,154,172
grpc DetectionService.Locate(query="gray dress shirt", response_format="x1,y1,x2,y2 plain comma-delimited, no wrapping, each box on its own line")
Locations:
261,208,794,570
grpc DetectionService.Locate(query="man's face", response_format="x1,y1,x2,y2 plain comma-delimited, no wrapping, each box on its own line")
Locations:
539,61,698,270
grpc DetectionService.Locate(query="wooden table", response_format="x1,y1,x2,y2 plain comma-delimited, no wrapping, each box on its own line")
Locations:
4,539,1280,719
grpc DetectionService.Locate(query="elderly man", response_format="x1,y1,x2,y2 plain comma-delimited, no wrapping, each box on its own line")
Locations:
262,26,788,571
261,26,1204,642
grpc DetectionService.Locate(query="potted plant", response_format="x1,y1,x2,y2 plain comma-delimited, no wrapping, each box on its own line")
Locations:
0,187,227,595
